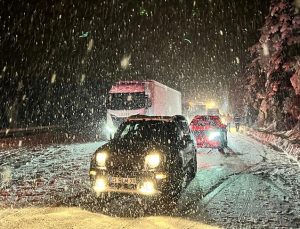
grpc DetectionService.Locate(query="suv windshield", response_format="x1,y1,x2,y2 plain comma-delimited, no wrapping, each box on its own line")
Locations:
115,121,178,143
108,92,146,110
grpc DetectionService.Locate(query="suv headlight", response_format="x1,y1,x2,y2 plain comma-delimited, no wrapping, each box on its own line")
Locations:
145,151,161,169
96,151,108,167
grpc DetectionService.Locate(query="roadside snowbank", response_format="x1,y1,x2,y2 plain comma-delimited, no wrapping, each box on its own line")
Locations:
0,207,218,229
246,128,300,162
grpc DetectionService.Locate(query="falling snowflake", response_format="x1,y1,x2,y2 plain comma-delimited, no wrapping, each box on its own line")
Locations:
51,73,56,84
87,39,94,52
121,54,131,70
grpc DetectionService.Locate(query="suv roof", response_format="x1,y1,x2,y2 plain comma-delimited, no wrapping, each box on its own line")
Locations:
192,115,220,120
126,115,187,122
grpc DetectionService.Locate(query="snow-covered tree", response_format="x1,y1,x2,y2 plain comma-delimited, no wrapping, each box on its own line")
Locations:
244,0,300,130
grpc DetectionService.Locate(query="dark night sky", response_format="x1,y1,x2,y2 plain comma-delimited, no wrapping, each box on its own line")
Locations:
0,0,270,126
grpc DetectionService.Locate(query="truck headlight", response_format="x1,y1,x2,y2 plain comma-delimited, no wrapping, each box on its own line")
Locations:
208,131,221,140
145,152,161,169
96,151,108,167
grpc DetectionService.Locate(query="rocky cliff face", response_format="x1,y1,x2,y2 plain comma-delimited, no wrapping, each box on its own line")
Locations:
244,0,300,131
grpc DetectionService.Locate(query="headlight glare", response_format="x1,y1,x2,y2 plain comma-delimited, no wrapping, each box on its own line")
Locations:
105,124,116,134
145,152,161,169
208,131,221,140
93,178,106,192
139,181,155,195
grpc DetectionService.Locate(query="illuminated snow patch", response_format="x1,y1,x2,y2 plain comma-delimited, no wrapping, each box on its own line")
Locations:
262,43,269,56
0,166,12,186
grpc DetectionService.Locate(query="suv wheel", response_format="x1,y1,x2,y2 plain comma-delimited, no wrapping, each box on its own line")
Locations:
165,167,186,201
189,153,197,179
222,131,228,148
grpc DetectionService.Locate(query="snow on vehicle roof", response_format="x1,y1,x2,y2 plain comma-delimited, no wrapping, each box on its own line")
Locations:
192,115,220,120
109,80,181,94
126,115,175,122
110,81,145,93
189,115,226,131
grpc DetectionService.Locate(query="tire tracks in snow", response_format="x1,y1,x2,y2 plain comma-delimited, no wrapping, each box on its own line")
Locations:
200,161,262,207
179,146,265,219
181,134,275,221
238,134,294,198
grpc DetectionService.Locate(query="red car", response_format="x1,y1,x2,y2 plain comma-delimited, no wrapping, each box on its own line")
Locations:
189,115,228,150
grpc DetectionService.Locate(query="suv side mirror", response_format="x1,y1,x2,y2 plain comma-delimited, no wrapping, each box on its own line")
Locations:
184,134,193,142
181,135,192,147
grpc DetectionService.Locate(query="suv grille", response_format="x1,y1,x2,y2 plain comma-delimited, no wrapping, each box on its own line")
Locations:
107,157,144,175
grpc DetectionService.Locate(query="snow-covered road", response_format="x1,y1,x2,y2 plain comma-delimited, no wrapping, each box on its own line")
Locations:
0,133,300,228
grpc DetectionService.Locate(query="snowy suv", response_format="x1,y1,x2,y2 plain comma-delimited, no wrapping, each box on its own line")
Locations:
89,115,197,201
190,115,228,151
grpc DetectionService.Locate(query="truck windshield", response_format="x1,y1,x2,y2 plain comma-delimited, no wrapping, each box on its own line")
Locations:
189,105,207,115
207,109,220,115
115,121,177,143
108,92,146,110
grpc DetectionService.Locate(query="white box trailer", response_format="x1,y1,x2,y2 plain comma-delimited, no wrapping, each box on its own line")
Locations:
105,80,182,133
145,80,182,116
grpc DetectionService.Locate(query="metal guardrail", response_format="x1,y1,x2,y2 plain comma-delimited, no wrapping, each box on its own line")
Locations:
0,126,59,138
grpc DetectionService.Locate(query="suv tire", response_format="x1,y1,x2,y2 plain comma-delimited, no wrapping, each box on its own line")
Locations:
190,153,197,179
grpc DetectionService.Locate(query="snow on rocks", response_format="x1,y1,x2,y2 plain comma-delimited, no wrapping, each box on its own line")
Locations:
247,128,300,162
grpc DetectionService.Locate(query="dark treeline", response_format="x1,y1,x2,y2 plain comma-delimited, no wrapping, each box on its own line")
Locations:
0,0,269,128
